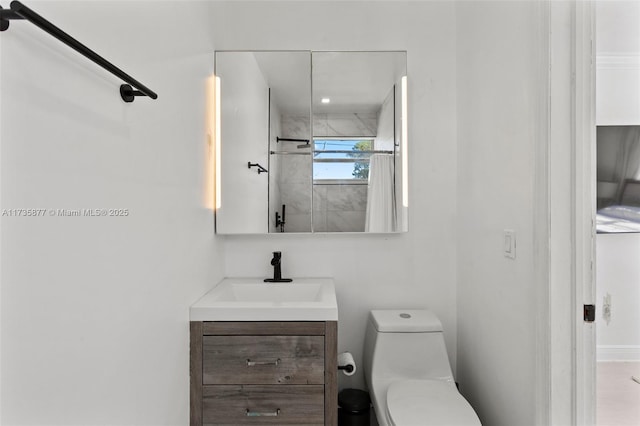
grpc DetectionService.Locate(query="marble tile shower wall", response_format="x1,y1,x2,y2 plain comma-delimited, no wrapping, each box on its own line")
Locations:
314,113,378,137
278,116,312,232
281,116,310,140
269,100,283,232
277,113,376,232
313,184,368,232
282,113,378,138
279,154,312,232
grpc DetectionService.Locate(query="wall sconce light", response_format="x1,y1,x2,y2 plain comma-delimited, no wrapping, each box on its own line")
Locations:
401,75,408,208
204,74,222,211
215,76,221,210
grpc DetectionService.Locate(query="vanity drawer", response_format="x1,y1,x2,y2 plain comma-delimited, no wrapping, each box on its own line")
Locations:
202,385,324,425
203,335,324,385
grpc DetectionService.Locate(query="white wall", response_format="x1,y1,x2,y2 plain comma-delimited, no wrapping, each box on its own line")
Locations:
212,0,459,392
456,2,548,425
0,2,581,425
596,233,640,361
596,1,640,126
595,1,640,362
375,86,395,151
0,2,224,424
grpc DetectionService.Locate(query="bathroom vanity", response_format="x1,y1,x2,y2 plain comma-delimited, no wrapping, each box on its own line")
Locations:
189,278,338,425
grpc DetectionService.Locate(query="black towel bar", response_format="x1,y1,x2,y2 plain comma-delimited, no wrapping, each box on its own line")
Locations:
1,1,158,102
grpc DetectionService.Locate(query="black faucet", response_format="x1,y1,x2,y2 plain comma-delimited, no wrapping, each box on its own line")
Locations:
264,251,293,283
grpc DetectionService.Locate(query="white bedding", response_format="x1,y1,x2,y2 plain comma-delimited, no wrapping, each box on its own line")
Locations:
596,205,640,233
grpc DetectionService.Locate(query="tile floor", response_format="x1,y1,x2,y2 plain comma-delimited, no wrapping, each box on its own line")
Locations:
597,361,640,426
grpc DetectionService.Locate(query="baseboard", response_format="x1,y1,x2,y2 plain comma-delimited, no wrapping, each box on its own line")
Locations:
597,345,640,361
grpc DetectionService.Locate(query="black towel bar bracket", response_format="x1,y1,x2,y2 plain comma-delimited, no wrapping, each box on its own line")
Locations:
1,1,158,103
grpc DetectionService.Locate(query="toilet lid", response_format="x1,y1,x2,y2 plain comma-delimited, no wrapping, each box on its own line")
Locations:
386,380,481,426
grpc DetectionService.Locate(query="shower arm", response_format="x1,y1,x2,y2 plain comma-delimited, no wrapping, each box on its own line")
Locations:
276,137,310,143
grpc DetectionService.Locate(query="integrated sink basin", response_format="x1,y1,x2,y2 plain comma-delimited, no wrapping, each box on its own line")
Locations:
190,278,338,321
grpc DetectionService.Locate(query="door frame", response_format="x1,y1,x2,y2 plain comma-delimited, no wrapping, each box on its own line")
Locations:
572,1,596,424
545,1,596,425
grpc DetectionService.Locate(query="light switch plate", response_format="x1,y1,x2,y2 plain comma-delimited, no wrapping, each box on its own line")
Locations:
504,229,516,259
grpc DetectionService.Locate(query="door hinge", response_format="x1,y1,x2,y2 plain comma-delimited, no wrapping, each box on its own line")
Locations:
584,304,596,322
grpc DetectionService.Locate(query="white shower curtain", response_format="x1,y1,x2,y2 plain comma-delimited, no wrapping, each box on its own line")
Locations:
365,154,396,232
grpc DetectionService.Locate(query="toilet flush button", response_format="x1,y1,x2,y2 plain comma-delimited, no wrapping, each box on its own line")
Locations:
399,313,411,319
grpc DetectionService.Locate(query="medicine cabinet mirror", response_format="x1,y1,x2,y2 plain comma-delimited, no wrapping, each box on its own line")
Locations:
215,50,408,234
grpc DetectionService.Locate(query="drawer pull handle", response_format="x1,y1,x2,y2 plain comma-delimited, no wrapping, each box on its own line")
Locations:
246,408,280,417
246,358,280,366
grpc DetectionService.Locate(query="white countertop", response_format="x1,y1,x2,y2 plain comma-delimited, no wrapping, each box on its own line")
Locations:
190,277,338,321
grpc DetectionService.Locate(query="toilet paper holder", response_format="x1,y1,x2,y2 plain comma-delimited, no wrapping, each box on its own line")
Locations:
338,364,354,373
337,351,356,376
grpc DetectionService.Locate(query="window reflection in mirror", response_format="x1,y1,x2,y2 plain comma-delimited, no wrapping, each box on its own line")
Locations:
313,139,374,181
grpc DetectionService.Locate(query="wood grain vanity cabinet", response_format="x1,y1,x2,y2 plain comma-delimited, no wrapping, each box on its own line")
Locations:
190,321,337,426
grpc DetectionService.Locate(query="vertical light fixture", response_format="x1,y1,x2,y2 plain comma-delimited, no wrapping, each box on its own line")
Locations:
401,75,408,208
204,75,216,210
204,74,222,211
215,76,222,210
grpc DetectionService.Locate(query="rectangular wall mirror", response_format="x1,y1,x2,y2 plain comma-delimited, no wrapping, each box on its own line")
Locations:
215,50,408,234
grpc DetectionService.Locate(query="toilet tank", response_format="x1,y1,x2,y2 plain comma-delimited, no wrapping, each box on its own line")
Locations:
363,310,454,389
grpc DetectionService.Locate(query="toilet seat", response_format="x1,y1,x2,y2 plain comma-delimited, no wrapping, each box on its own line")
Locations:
386,380,482,426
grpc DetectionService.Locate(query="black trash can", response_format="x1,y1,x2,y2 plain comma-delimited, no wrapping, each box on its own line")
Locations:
338,388,370,426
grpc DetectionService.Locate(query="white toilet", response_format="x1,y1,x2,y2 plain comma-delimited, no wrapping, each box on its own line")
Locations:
363,309,482,426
